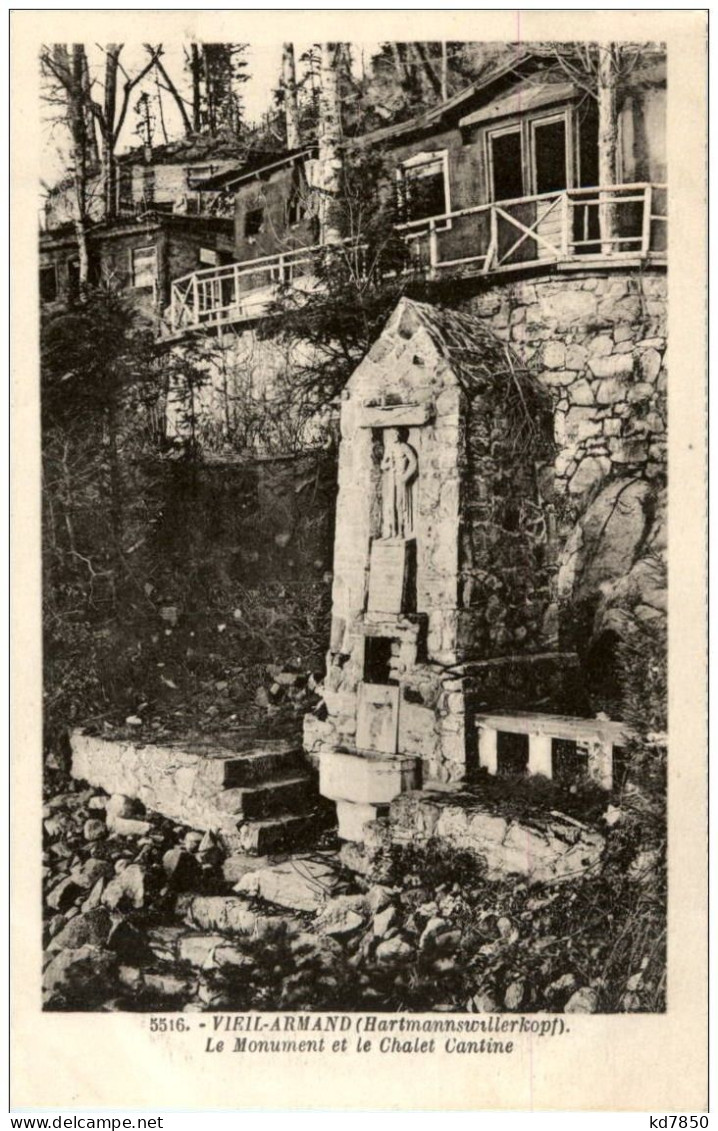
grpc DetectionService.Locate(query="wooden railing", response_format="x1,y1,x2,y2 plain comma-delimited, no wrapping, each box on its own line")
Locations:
168,183,667,334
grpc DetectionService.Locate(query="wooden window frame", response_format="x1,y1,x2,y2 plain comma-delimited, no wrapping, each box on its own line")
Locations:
396,148,452,228
484,106,576,203
130,244,157,291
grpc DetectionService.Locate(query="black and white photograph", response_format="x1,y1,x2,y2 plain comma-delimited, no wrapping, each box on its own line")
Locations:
10,8,708,1116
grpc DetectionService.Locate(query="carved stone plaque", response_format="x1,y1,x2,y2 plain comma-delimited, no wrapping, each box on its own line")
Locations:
368,539,408,614
356,682,400,755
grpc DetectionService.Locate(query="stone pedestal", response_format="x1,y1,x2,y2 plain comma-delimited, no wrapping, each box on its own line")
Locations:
319,750,421,843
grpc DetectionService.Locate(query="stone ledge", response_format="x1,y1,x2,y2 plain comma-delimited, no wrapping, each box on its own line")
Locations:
389,789,604,883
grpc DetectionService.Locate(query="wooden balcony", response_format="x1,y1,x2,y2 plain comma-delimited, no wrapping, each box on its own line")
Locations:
168,183,667,335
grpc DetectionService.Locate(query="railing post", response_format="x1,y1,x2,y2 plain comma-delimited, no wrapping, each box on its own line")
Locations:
428,221,438,279
233,263,240,310
489,204,498,270
192,275,199,325
641,184,653,256
561,191,570,258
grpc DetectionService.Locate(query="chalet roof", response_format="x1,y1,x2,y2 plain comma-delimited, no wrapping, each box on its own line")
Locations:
194,146,318,190
116,135,244,166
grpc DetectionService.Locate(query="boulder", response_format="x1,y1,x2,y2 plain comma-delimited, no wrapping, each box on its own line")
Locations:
43,945,118,1007
109,816,152,838
235,858,344,913
313,894,368,937
83,819,106,842
176,894,284,937
375,936,413,963
565,986,599,1013
46,907,113,955
162,848,202,892
46,877,84,913
102,863,146,911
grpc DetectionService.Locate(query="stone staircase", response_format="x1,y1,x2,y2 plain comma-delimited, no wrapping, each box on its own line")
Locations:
70,731,328,854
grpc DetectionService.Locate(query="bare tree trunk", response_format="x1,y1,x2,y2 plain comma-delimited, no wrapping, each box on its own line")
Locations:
318,42,343,245
80,51,100,170
190,43,202,131
103,45,120,220
281,42,300,148
597,44,619,253
153,50,192,135
67,45,90,285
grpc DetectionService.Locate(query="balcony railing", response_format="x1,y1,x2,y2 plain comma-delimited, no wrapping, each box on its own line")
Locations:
168,183,666,334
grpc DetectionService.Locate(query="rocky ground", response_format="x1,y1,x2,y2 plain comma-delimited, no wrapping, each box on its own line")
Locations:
43,761,664,1015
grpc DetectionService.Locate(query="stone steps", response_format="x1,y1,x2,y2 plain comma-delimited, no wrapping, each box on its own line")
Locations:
215,774,317,820
221,747,304,788
70,730,327,856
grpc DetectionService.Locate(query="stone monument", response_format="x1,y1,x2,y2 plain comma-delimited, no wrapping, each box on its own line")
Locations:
306,299,574,842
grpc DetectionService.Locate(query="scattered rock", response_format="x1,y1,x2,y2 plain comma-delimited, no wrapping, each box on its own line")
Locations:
184,831,204,854
419,916,448,950
81,878,106,912
367,885,395,915
71,857,114,889
43,945,118,1008
470,991,499,1013
87,795,108,811
375,937,413,963
222,853,273,885
178,933,227,969
107,794,145,823
109,816,152,838
107,920,153,964
373,905,397,938
162,848,202,891
46,907,113,955
565,987,599,1013
83,819,106,843
314,894,368,937
47,877,83,913
504,980,525,1010
102,864,146,911
235,858,344,913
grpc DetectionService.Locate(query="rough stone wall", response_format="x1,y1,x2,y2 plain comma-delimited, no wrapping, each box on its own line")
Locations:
461,271,667,509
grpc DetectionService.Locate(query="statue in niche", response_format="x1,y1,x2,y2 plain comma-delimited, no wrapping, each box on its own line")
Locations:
380,428,418,539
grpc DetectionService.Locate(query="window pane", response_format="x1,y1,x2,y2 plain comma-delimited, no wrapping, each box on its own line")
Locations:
534,119,567,193
39,265,57,303
401,157,446,221
490,130,524,201
132,246,156,288
496,731,529,777
245,208,263,237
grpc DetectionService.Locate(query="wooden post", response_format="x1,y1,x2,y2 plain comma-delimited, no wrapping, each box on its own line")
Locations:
192,275,199,325
428,221,438,278
561,191,570,258
641,183,653,255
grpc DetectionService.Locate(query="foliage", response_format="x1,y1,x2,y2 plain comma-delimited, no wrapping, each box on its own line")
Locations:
258,145,431,412
41,287,335,751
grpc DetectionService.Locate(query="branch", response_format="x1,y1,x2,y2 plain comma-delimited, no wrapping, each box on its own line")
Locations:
147,44,193,135
112,46,163,146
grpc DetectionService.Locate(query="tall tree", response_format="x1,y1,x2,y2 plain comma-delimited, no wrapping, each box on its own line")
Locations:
41,44,92,283
318,43,343,244
41,42,162,223
281,42,300,148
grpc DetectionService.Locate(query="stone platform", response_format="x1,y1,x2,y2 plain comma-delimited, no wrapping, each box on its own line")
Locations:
70,731,323,854
385,786,604,884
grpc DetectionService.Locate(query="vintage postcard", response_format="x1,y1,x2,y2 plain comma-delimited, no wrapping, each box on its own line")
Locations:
10,8,708,1113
